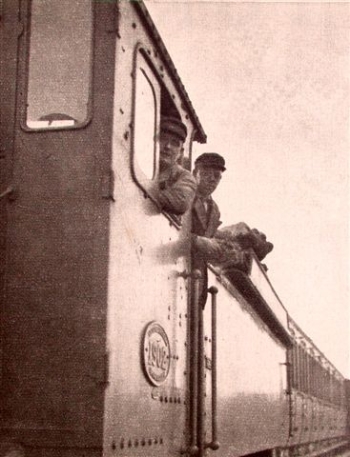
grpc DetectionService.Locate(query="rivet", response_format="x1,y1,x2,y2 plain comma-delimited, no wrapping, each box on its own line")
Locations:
160,65,164,71
155,438,158,444
119,108,124,114
148,439,152,446
128,440,132,447
112,441,116,450
135,440,139,447
120,440,124,449
160,396,163,402
160,438,164,444
164,396,168,403
178,397,181,403
183,371,187,376
169,397,173,403
141,439,146,446
205,336,208,341
132,22,137,28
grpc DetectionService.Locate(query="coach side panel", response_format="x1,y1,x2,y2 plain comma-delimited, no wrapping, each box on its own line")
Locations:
204,269,290,457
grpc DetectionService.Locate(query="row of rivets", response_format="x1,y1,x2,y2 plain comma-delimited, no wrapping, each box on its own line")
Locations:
159,395,182,404
129,12,193,122
116,437,164,450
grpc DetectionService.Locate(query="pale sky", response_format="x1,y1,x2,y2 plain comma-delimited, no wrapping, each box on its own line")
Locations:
146,1,350,376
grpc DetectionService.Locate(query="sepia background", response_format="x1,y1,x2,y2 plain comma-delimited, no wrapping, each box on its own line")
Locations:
146,0,350,376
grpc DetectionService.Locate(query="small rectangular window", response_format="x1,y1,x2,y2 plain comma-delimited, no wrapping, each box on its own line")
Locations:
26,0,93,130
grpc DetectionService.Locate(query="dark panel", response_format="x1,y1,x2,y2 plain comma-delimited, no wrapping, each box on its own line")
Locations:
1,0,118,452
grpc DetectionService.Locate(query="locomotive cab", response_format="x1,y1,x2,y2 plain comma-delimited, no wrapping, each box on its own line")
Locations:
1,2,349,457
1,1,205,456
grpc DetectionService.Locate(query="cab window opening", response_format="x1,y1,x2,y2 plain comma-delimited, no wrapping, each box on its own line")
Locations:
25,0,93,130
132,47,196,221
133,47,183,183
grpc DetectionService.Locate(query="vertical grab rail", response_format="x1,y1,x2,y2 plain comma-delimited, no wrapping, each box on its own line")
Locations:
197,284,205,457
188,269,201,456
205,286,220,451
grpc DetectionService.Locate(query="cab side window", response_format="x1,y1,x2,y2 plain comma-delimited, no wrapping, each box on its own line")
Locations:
133,50,160,182
132,47,194,222
26,0,93,130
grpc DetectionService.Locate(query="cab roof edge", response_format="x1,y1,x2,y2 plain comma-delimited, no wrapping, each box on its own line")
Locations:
132,1,207,144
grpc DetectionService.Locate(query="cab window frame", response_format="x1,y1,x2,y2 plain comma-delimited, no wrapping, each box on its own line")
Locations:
131,45,161,186
21,0,94,132
131,44,184,228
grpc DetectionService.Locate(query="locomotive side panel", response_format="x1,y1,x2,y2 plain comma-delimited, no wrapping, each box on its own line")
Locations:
0,0,20,408
0,1,118,453
102,3,196,457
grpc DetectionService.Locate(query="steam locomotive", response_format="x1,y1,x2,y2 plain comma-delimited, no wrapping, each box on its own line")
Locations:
0,1,348,457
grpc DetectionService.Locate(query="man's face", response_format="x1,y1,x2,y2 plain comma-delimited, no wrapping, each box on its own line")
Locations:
195,165,223,197
159,131,183,172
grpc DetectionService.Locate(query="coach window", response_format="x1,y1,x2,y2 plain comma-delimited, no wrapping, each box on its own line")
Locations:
26,0,92,130
132,49,161,185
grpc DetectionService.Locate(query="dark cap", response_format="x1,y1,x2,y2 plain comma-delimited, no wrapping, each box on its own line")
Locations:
195,153,226,171
161,116,187,142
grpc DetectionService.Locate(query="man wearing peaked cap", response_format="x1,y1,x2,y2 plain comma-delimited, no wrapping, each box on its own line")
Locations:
191,152,226,307
192,152,226,237
194,152,226,171
157,116,197,216
160,116,187,143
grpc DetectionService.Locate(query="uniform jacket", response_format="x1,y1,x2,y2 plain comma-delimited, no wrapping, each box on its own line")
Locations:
158,164,197,215
191,195,222,237
191,195,222,308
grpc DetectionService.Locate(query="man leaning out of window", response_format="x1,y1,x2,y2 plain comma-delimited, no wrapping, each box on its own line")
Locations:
157,116,197,215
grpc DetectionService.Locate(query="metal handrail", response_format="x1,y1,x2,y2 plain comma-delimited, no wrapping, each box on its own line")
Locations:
188,269,201,456
197,282,205,457
205,286,220,451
